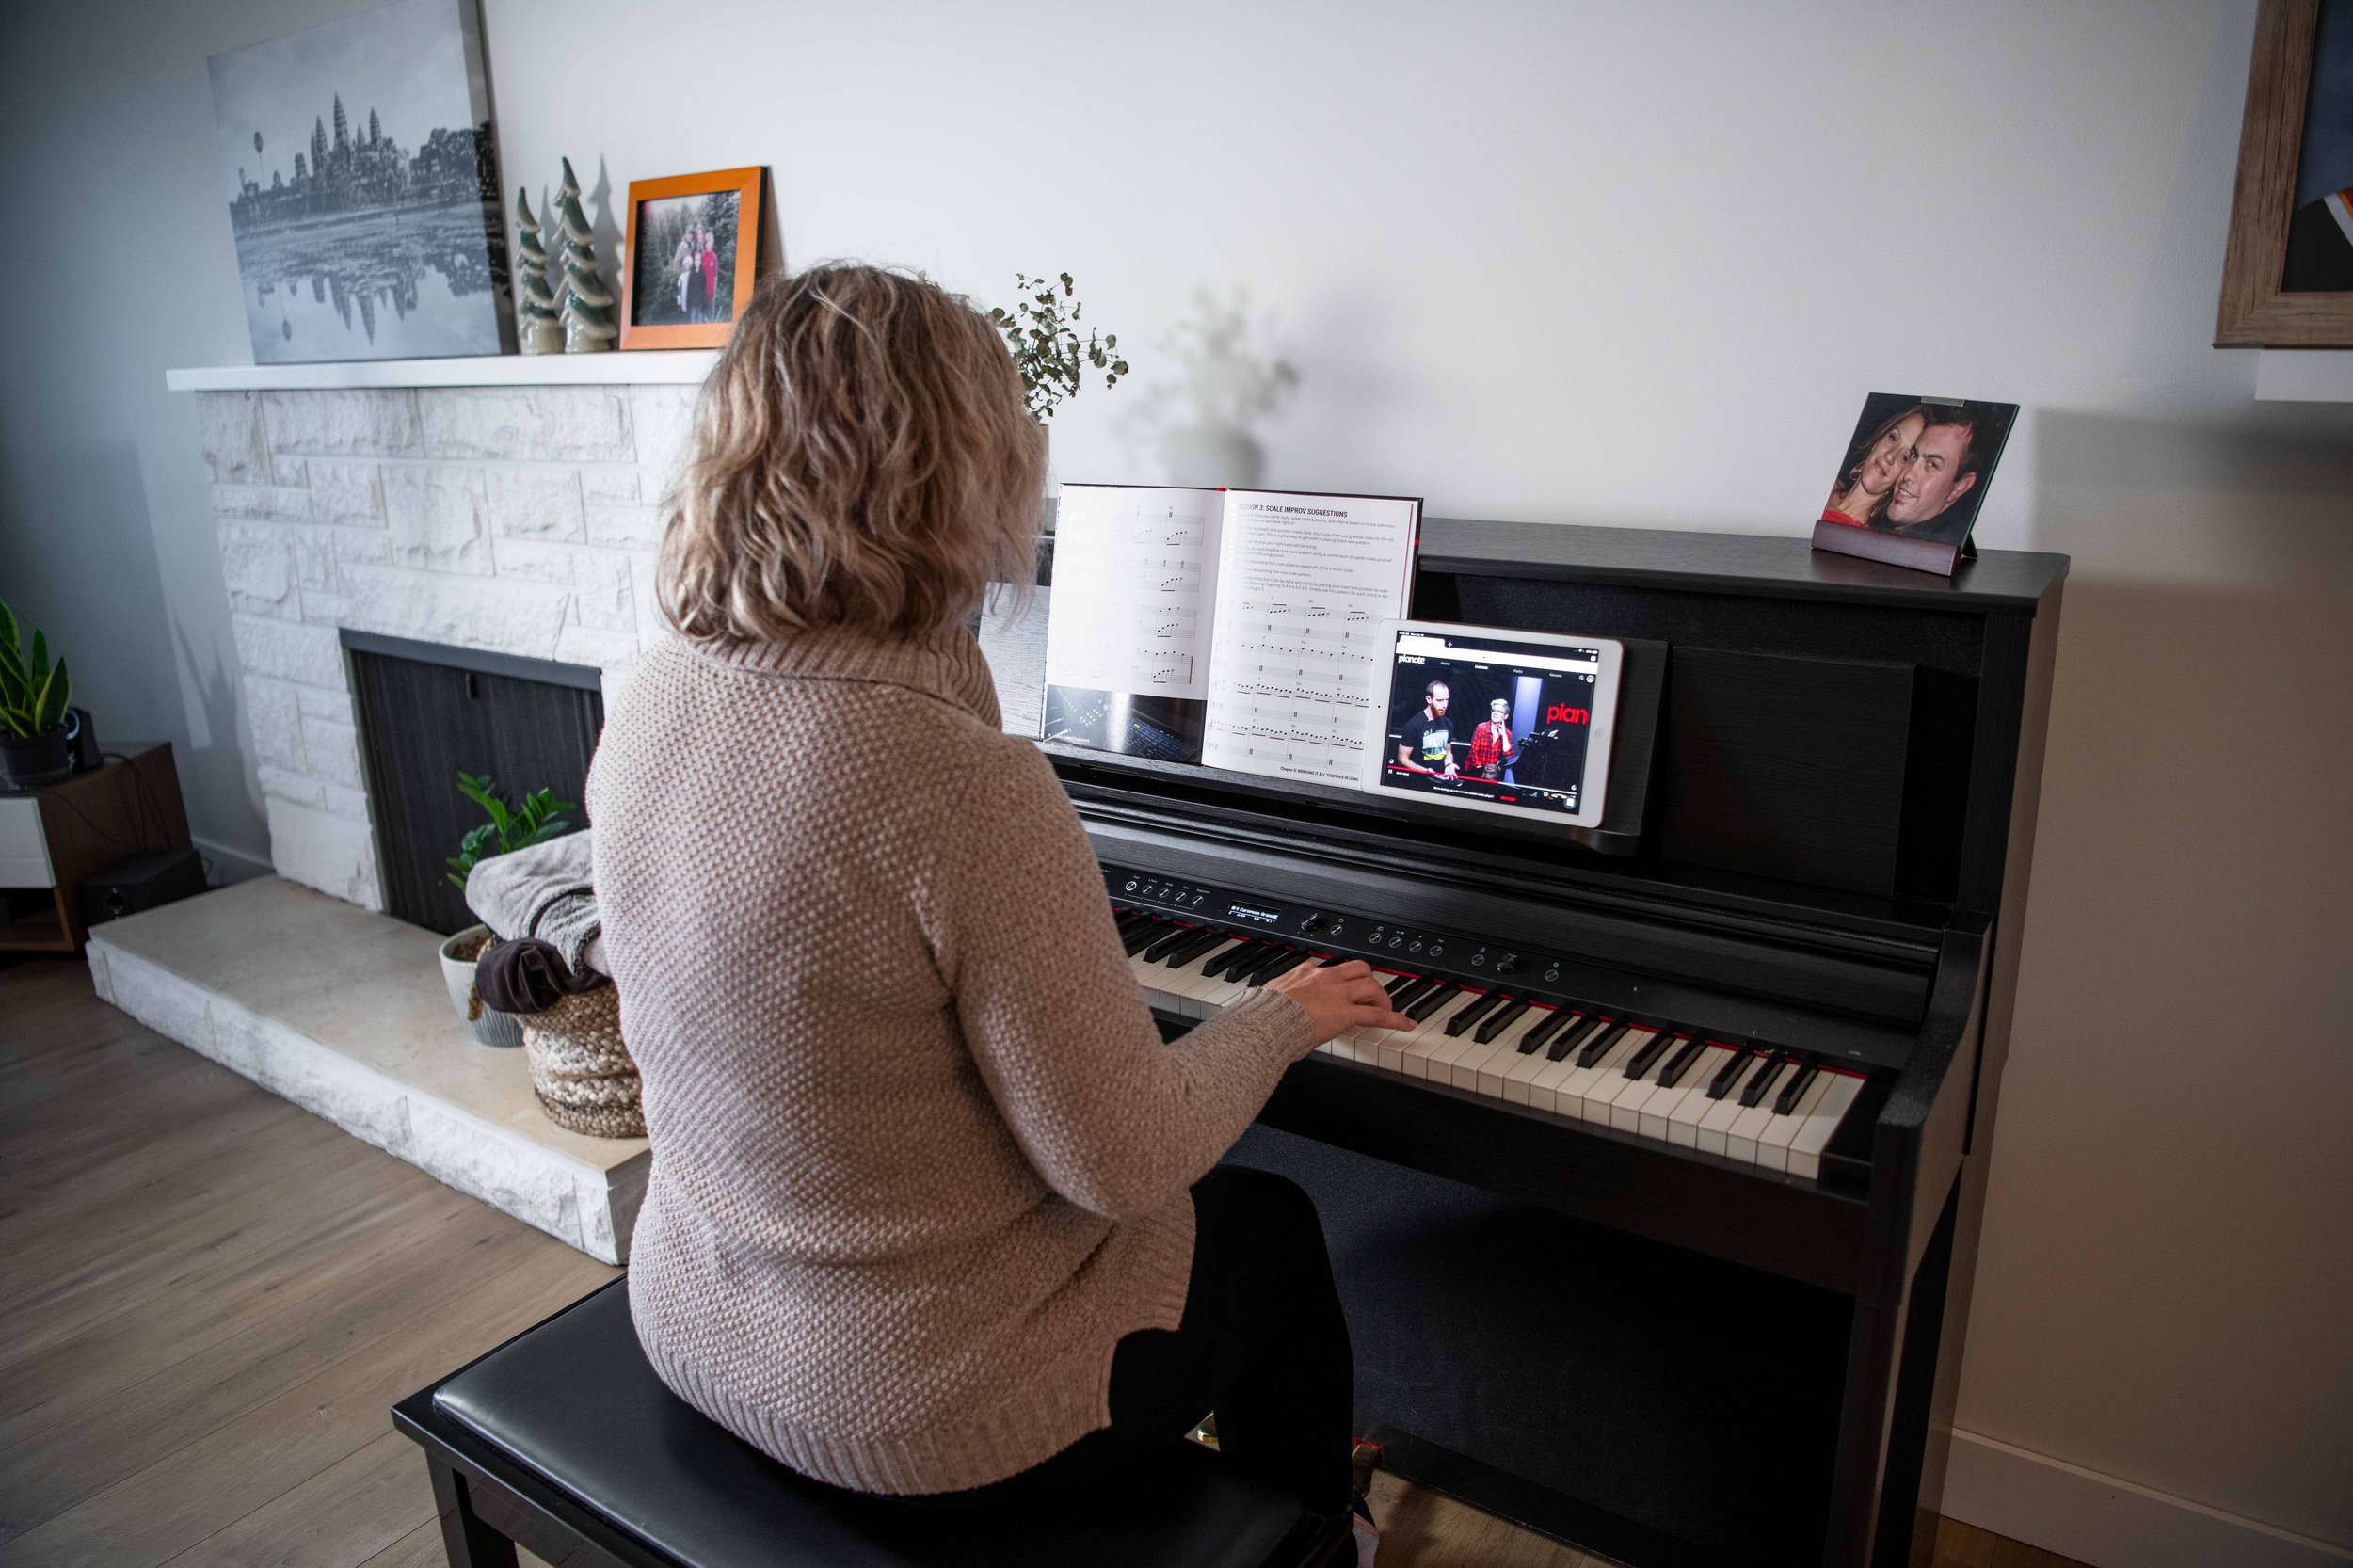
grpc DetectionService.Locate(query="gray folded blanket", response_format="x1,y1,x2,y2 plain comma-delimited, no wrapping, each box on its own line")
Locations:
464,828,604,976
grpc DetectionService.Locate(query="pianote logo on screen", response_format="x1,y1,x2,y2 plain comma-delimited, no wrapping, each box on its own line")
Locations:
1226,904,1282,924
1545,704,1591,726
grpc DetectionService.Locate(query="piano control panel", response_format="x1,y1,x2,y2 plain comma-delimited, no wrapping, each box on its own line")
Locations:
1108,867,1571,993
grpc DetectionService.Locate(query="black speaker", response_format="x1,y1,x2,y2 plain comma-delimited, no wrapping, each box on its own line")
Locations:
81,847,206,926
63,707,100,772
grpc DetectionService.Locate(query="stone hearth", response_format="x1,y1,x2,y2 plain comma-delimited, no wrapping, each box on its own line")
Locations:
88,875,648,1262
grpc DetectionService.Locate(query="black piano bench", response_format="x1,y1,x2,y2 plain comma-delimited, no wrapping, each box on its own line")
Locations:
391,1280,1349,1568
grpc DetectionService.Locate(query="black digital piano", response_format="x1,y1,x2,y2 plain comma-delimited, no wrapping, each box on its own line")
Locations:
1038,520,2067,1568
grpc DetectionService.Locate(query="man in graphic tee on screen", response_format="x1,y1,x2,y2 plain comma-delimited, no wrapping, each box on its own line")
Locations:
1468,697,1517,781
1394,682,1458,777
1874,407,1983,539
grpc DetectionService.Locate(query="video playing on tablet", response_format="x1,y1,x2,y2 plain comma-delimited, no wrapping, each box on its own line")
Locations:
1359,621,1624,830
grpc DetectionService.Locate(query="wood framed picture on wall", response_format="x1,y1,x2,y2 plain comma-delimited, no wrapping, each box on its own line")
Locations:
2216,0,2353,345
618,166,770,349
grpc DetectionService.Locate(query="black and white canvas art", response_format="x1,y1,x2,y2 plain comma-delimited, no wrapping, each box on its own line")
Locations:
209,0,514,363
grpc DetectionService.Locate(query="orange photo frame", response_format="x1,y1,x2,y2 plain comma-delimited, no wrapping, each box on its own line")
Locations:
618,166,768,350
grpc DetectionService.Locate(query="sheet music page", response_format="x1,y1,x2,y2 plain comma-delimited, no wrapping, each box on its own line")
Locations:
1040,485,1224,760
1200,490,1421,784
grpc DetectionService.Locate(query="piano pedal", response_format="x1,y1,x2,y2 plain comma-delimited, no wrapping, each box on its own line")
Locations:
1350,1439,1385,1501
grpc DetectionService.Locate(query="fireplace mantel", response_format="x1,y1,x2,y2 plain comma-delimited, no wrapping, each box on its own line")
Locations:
166,350,719,392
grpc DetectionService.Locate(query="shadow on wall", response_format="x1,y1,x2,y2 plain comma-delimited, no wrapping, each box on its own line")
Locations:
172,610,264,861
1961,407,2353,1542
1115,286,1299,488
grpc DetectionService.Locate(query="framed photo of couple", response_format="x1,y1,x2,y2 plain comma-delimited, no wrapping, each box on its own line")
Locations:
1809,392,2019,577
618,166,772,349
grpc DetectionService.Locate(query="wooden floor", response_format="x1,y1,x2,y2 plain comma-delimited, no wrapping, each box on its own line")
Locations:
0,956,2084,1568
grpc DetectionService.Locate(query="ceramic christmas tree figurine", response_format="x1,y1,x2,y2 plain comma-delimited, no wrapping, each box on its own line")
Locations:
552,158,616,354
513,188,563,356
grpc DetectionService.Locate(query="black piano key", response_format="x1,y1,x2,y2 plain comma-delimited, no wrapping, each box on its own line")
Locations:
1404,984,1457,1023
1386,976,1438,1012
1739,1054,1790,1109
1209,941,1273,982
1160,926,1230,968
1622,1028,1673,1080
1114,909,1151,935
1705,1050,1754,1100
1384,971,1427,1000
1655,1035,1707,1088
1240,946,1307,986
1141,925,1200,964
1772,1059,1821,1116
1577,1020,1632,1068
1545,1014,1601,1061
1474,998,1532,1044
1120,919,1166,957
1442,992,1505,1038
1519,1008,1576,1054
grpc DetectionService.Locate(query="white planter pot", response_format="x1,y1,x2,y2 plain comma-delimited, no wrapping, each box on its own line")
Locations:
438,924,522,1048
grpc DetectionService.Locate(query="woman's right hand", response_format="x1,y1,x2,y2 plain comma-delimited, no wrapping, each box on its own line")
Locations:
1261,958,1414,1050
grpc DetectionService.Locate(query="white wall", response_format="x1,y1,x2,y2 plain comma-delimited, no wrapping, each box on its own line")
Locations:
1,0,2345,1555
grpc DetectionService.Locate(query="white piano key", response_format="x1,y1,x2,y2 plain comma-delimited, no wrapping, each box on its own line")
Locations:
1723,1077,1791,1166
1499,1030,1566,1104
1786,1072,1865,1180
1640,1045,1734,1143
1581,1031,1662,1126
1609,1035,1686,1132
1447,1009,1533,1092
1553,1030,1647,1123
1756,1073,1833,1173
1472,1009,1556,1097
1405,994,1498,1080
1691,1057,1763,1155
1387,992,1481,1077
1523,1041,1596,1114
1705,1059,1785,1159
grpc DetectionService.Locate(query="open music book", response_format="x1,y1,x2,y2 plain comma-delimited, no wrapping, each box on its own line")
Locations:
1042,484,1422,785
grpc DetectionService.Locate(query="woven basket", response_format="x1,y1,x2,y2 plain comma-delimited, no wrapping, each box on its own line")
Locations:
520,984,645,1139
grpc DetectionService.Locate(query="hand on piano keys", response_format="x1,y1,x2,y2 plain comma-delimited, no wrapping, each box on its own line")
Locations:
1118,908,1866,1182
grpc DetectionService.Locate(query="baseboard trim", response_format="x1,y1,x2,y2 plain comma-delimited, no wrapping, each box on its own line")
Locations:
1944,1428,2351,1567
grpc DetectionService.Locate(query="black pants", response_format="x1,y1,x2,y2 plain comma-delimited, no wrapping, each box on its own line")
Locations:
922,1164,1355,1514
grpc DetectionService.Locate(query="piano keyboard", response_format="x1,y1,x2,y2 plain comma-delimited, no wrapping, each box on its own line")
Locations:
1119,908,1867,1183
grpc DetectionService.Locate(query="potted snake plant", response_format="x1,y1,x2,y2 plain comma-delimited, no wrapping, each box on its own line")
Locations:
0,600,73,791
438,772,575,1047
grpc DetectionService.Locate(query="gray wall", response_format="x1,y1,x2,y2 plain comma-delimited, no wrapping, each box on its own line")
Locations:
0,0,2346,1555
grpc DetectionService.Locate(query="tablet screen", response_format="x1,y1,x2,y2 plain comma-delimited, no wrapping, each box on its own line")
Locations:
1359,621,1623,829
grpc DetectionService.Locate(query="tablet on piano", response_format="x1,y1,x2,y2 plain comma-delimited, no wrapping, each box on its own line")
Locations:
1358,620,1624,830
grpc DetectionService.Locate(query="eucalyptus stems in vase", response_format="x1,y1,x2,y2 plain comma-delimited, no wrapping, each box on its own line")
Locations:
986,273,1129,422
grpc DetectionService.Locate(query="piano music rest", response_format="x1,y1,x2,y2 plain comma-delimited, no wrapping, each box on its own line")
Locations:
392,1280,1349,1568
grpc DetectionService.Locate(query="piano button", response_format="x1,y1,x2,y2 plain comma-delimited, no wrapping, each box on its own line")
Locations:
1655,1035,1708,1089
1577,1020,1633,1068
1519,1008,1577,1055
1474,1010,1552,1096
1786,1072,1866,1180
1757,1073,1833,1172
1545,1014,1603,1062
1738,1055,1791,1110
1705,1049,1754,1101
1474,998,1532,1044
1642,1045,1734,1143
1621,1028,1673,1080
1666,1048,1738,1146
1442,992,1505,1038
1772,1059,1821,1117
1695,1063,1762,1155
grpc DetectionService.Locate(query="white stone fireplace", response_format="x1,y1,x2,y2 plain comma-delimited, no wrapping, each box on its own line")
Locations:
185,361,712,905
98,353,722,1264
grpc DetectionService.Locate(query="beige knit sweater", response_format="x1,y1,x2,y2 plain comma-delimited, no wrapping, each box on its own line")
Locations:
586,624,1315,1495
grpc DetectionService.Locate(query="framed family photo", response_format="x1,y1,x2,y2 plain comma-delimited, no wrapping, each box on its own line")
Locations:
1809,393,2019,578
2216,0,2353,345
618,166,770,349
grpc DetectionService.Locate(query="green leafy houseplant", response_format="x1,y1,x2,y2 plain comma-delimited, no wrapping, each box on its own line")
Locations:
986,272,1130,421
0,600,71,740
445,772,575,889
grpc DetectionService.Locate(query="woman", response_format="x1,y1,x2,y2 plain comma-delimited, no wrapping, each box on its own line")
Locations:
699,231,722,322
589,265,1402,1546
1820,404,1926,528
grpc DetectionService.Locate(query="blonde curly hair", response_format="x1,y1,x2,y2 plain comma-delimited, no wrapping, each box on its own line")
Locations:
659,264,1044,643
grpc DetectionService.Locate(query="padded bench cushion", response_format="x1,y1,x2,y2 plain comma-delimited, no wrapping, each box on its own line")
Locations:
431,1281,1321,1568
